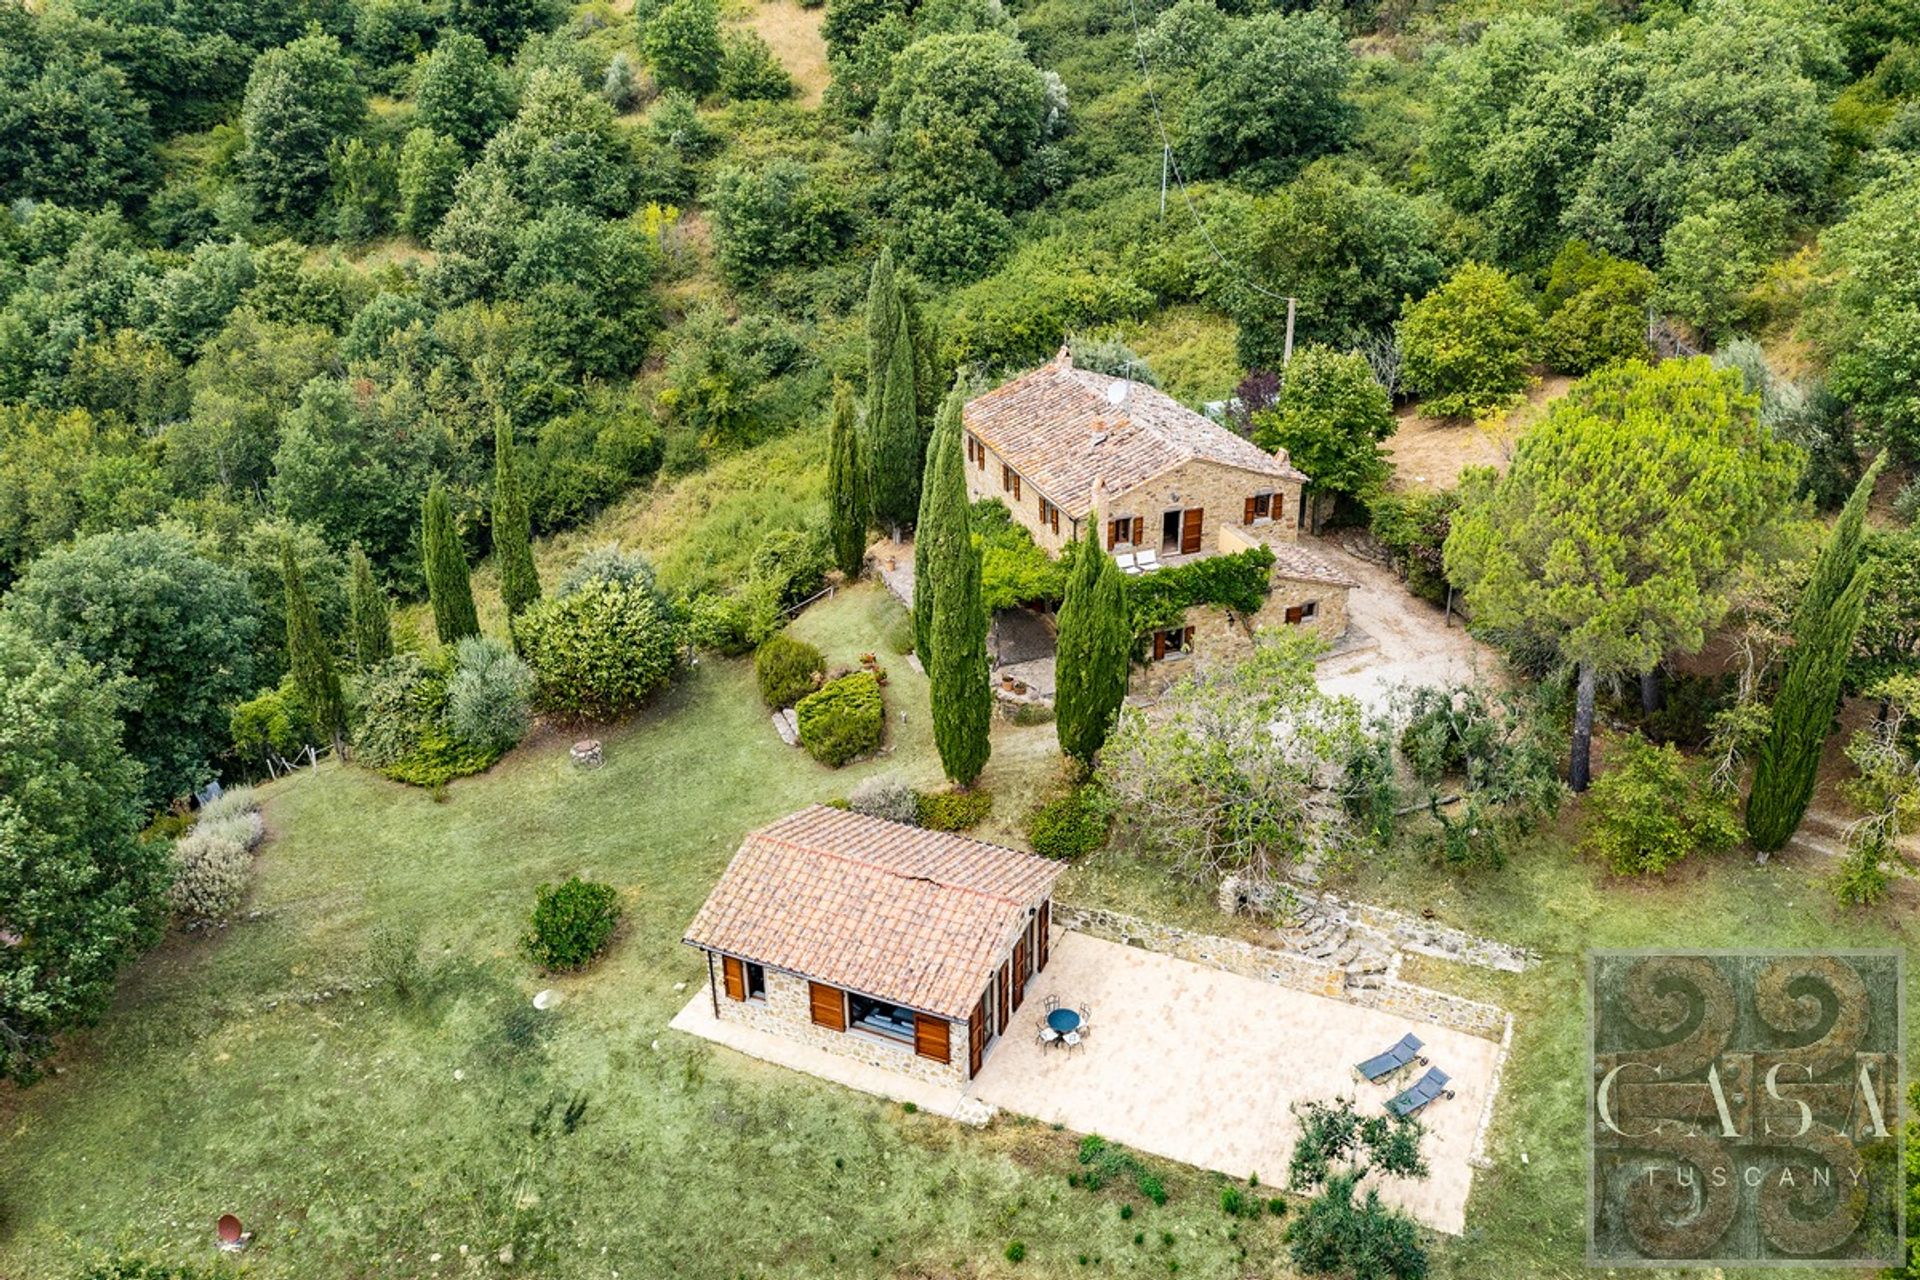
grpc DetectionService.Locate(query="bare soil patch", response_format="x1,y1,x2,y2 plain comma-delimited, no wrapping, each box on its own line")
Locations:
1385,374,1573,493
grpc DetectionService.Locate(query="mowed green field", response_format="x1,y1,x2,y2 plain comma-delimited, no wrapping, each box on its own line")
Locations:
0,582,1913,1279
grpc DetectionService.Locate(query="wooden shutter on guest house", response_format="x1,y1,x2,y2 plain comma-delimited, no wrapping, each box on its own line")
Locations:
1037,900,1050,971
1244,496,1257,524
1180,508,1203,554
1010,938,1028,1009
721,955,746,1001
969,995,987,1077
914,1013,951,1064
997,962,1011,1034
808,981,846,1031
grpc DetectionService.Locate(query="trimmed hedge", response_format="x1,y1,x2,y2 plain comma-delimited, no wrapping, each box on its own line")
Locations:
796,671,884,766
1024,784,1111,859
918,787,992,831
755,632,826,708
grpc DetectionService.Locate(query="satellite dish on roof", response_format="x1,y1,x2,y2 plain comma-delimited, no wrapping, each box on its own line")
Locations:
1106,380,1128,407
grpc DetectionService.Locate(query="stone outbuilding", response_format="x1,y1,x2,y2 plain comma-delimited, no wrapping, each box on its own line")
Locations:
962,347,1357,690
682,806,1063,1087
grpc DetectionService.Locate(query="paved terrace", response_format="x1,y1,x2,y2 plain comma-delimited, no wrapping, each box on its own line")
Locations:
674,929,1505,1235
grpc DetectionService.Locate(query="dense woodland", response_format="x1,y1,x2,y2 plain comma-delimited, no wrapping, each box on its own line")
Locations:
6,0,1920,1267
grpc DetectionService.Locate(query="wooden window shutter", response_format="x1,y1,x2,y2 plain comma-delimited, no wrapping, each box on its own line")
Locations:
913,1013,951,1064
1107,520,1118,550
721,955,746,1001
969,996,987,1077
1181,507,1203,554
1184,625,1195,650
1013,473,1021,500
808,982,846,1031
1273,493,1284,523
997,963,1011,1034
1152,629,1167,661
1132,517,1144,544
1050,505,1060,533
1037,900,1050,971
1244,496,1257,524
1285,605,1304,625
1010,940,1027,1011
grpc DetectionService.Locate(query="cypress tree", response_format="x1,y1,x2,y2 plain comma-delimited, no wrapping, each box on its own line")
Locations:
826,382,869,579
867,250,923,535
421,478,480,644
284,540,347,753
493,414,541,630
912,383,957,670
1747,455,1886,852
1055,520,1132,768
347,544,392,670
924,382,991,786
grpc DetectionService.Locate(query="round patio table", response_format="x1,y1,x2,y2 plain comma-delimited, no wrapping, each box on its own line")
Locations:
1046,1008,1081,1035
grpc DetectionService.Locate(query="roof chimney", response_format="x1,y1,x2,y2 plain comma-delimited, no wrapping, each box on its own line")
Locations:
1089,477,1108,519
1053,343,1073,371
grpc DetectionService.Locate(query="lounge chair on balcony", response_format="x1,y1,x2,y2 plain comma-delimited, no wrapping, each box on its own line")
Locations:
1355,1033,1426,1083
1386,1066,1454,1119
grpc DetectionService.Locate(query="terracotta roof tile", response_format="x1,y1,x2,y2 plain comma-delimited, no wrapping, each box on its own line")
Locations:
683,806,1062,1020
964,351,1308,518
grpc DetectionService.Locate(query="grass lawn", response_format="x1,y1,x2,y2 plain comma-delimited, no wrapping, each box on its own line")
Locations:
2,582,1913,1279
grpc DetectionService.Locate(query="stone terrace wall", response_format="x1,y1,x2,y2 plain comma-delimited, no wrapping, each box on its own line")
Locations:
1054,904,1508,1041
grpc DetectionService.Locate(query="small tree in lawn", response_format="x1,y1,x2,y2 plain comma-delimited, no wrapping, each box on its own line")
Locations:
1055,522,1131,769
1747,454,1885,853
421,478,480,645
348,544,392,670
1252,344,1396,531
494,414,542,632
1444,359,1800,791
1398,262,1539,420
867,248,923,539
283,541,347,754
826,382,868,579
1285,1096,1430,1280
923,382,991,787
1832,674,1920,905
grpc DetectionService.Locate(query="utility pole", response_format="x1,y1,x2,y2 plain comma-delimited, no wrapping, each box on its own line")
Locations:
1159,145,1171,217
1282,297,1297,367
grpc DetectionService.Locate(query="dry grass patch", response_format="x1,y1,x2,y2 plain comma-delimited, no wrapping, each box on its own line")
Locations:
739,0,830,106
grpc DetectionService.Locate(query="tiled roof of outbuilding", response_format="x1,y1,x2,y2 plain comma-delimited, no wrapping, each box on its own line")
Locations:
683,806,1061,1020
964,348,1308,518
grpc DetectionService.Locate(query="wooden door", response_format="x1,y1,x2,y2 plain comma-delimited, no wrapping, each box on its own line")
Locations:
1010,940,1027,1011
1180,507,1203,554
721,955,745,1001
1036,900,1050,972
969,995,987,1077
808,981,846,1030
997,962,1011,1033
914,1013,951,1064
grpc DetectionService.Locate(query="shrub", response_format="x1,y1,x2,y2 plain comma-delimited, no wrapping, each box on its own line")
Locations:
847,773,922,825
1397,262,1539,419
683,586,784,656
750,528,831,608
366,922,424,999
514,580,682,719
1011,701,1055,726
352,653,502,787
918,787,992,831
556,545,661,599
1582,735,1740,876
230,678,317,766
1025,784,1111,859
167,806,265,923
796,671,884,766
445,636,533,754
1004,1242,1026,1263
521,876,622,971
719,30,796,101
1894,477,1920,526
196,785,259,826
1220,1186,1248,1216
756,633,827,708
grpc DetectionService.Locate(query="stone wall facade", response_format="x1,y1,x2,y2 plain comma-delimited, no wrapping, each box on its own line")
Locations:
1128,583,1352,696
1052,905,1508,1041
705,960,971,1088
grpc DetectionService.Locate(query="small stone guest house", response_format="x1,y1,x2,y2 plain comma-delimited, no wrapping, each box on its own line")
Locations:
682,806,1063,1086
963,348,1358,689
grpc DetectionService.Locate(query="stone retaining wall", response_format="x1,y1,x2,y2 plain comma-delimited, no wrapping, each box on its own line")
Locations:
1054,904,1508,1041
1309,890,1536,974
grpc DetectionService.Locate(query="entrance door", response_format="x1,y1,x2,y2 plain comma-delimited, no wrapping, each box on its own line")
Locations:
1161,509,1181,553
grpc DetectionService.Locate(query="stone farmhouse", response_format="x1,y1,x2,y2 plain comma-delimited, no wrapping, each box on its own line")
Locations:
963,348,1358,689
682,805,1063,1087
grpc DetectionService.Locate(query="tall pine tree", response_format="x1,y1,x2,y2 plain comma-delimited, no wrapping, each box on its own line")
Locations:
1056,521,1132,768
347,544,392,669
826,382,868,579
422,478,480,644
912,383,958,670
493,414,542,630
866,249,923,536
923,383,991,786
284,541,347,752
1746,454,1886,853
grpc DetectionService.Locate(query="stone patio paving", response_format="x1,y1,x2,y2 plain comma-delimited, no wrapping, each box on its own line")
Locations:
968,932,1501,1235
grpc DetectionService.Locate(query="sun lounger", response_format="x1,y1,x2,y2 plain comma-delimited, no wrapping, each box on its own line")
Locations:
1386,1066,1454,1119
1354,1033,1426,1083
1113,552,1139,574
1133,548,1161,572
